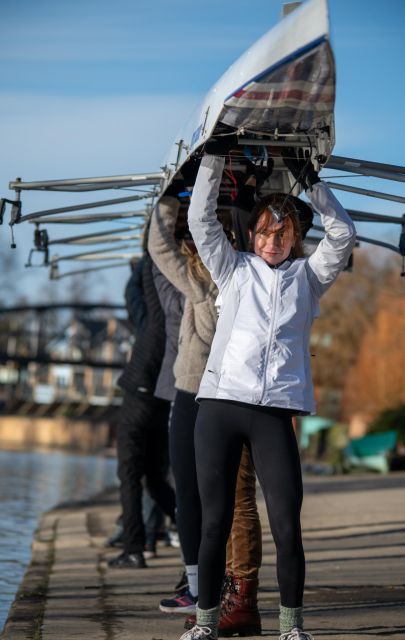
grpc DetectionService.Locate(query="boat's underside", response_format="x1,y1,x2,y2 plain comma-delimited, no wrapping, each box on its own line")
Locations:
221,38,335,136
168,37,336,221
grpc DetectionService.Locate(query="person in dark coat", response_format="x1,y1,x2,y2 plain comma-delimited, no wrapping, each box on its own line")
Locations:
143,263,184,558
108,254,177,569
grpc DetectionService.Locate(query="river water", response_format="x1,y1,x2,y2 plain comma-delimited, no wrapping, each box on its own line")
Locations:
0,448,118,630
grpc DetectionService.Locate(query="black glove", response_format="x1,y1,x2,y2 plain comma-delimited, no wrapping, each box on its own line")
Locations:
246,157,274,193
203,133,239,156
281,147,320,191
232,157,274,211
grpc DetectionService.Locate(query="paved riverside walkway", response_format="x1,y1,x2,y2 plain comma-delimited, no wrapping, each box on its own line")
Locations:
2,473,405,640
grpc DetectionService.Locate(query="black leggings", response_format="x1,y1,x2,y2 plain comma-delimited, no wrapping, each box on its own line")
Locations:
195,399,304,610
169,389,201,565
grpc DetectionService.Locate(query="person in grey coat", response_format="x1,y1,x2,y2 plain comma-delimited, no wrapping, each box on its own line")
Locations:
148,192,218,613
152,263,184,404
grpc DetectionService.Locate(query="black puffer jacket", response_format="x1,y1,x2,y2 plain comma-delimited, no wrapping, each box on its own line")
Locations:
117,254,166,396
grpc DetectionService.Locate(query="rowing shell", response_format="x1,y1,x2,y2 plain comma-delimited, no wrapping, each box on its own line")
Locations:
163,0,335,197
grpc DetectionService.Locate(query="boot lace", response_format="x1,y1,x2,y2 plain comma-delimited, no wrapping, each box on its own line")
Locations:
180,625,215,640
279,629,314,640
220,574,234,600
221,574,238,615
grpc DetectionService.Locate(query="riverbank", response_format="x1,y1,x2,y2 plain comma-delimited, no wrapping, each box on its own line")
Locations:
2,474,405,640
0,448,117,630
0,416,113,451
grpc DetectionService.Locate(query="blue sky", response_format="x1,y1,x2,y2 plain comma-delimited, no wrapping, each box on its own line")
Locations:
0,0,404,303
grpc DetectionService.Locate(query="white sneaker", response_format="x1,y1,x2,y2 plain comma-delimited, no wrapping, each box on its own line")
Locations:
168,529,181,548
180,625,217,640
279,629,314,640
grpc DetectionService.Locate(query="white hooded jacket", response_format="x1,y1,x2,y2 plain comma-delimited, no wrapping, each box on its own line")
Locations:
188,155,356,414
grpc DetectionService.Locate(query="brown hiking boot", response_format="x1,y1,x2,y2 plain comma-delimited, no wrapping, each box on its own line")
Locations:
219,574,261,637
184,574,262,637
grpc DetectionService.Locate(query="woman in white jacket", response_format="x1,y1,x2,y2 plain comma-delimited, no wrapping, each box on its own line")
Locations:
180,149,356,640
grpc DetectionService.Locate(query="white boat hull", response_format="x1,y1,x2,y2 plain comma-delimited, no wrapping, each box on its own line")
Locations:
163,0,335,195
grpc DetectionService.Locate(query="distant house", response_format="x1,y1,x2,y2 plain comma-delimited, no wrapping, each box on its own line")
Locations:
1,310,133,408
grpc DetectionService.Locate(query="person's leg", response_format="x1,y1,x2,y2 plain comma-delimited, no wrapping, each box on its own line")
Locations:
142,490,163,557
183,446,263,635
115,392,150,560
159,390,200,613
229,445,262,579
247,407,305,635
169,390,201,565
145,397,176,523
195,400,244,628
169,390,199,600
220,445,262,635
225,533,233,576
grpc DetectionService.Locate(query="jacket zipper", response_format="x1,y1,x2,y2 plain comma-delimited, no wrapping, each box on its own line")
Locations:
260,269,280,404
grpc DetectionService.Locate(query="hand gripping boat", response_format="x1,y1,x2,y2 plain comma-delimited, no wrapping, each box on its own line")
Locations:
163,0,335,197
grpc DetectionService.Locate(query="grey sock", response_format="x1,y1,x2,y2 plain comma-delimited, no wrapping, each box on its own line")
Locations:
279,605,304,634
196,605,220,637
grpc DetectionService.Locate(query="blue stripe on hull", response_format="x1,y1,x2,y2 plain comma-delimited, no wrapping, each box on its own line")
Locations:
224,34,329,103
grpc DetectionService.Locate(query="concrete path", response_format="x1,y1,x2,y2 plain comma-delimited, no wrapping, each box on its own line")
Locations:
2,473,405,640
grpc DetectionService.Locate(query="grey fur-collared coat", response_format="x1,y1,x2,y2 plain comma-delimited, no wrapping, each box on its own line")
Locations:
148,196,218,395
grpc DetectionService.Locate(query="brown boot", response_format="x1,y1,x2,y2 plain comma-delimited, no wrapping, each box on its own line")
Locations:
219,575,261,637
184,574,261,637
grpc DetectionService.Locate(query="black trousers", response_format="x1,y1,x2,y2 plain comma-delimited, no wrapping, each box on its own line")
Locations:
169,389,201,565
195,399,304,610
117,391,176,554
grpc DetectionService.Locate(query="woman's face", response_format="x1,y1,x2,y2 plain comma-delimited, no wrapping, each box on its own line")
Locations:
252,212,295,266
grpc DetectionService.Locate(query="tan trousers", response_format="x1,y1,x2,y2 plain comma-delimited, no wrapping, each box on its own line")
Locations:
226,445,262,579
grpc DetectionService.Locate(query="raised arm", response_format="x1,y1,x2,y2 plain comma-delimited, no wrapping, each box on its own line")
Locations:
148,196,204,301
187,155,238,291
306,182,357,297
